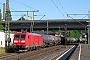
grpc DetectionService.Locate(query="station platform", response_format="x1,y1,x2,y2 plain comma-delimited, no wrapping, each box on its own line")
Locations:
70,44,90,60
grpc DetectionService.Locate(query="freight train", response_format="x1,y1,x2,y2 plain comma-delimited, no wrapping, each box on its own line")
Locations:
10,31,81,52
12,32,62,52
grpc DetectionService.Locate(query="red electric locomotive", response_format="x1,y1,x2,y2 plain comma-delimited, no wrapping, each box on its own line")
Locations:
13,32,43,51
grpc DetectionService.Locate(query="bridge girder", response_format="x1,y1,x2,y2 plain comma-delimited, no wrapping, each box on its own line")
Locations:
2,19,88,31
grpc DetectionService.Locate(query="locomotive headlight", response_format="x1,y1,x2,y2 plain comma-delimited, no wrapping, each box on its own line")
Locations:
14,40,18,43
21,40,25,43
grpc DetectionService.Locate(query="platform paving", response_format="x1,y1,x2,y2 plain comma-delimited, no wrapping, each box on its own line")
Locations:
70,44,90,60
80,44,90,60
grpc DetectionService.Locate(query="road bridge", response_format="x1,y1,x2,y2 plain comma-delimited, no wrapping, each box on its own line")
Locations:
2,19,88,31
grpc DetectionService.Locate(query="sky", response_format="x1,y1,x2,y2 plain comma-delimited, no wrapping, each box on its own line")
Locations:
0,0,90,20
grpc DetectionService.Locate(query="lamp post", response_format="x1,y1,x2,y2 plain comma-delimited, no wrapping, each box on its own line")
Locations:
28,16,33,32
59,27,60,32
65,24,67,48
85,26,87,44
47,21,48,34
87,28,89,45
88,10,90,49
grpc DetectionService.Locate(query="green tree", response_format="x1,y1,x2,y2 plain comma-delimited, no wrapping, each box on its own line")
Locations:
0,9,4,30
70,30,75,37
73,30,80,38
70,30,80,38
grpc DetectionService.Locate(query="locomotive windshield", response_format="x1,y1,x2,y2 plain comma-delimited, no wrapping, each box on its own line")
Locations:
15,34,26,38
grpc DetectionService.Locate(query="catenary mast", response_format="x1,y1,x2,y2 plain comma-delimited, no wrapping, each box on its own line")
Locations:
5,0,11,52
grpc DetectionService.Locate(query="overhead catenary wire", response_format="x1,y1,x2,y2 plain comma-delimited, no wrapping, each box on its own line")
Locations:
51,0,79,30
10,0,32,15
67,15,86,27
82,14,88,19
57,0,87,30
58,0,67,15
67,14,88,30
0,1,26,20
13,0,38,11
51,0,66,18
9,7,27,19
11,0,46,20
15,0,46,20
51,0,84,30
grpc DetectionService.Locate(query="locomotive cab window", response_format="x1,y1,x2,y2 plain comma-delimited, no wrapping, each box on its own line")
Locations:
21,34,25,38
14,34,26,38
15,34,20,38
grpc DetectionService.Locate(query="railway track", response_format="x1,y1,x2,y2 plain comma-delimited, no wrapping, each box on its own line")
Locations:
0,53,18,60
0,45,75,60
